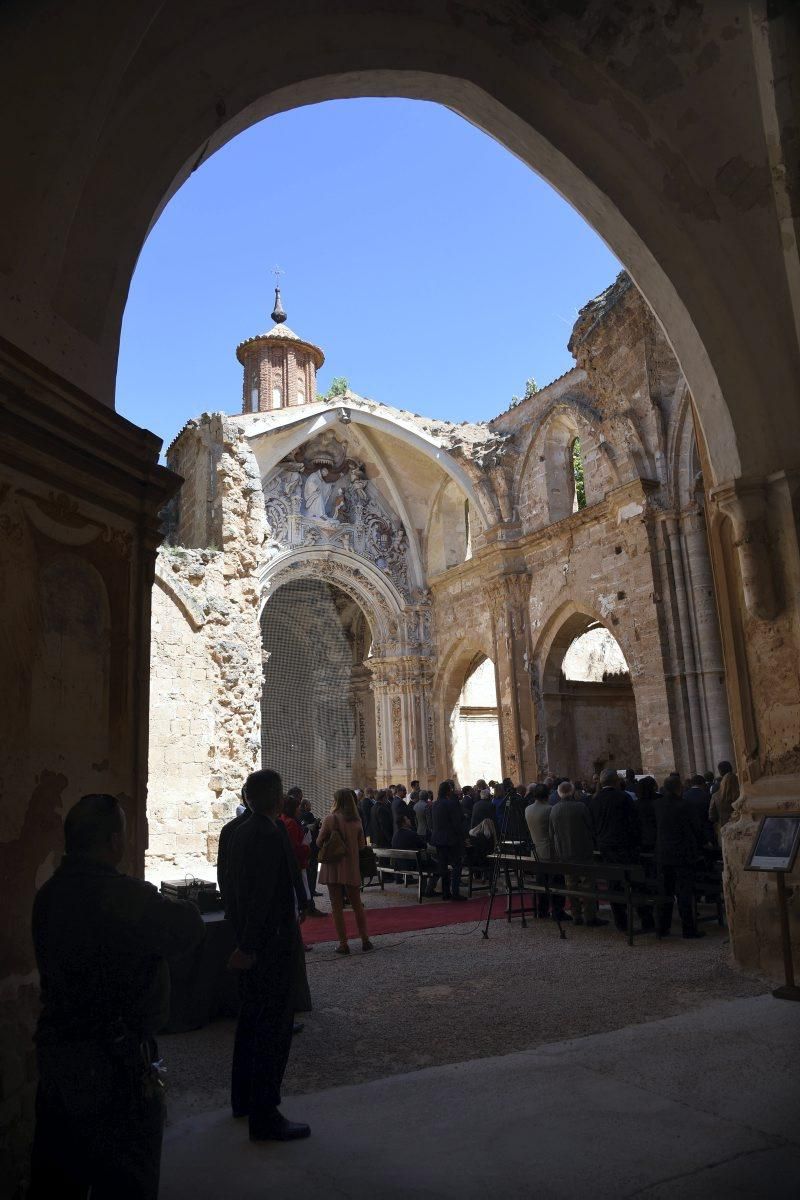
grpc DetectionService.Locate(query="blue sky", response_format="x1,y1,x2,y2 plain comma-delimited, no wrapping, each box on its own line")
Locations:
116,99,620,450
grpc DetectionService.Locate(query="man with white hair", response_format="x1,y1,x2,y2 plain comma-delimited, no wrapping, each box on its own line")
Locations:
550,780,608,927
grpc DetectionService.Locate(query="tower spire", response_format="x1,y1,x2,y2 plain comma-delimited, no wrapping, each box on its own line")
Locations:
271,265,286,325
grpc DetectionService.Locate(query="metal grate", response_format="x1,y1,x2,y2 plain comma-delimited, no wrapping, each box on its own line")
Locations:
260,577,359,817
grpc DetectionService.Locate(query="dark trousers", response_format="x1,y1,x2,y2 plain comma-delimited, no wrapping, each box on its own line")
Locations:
436,845,463,897
601,850,654,932
30,1056,164,1200
657,864,696,934
231,936,295,1132
534,872,566,918
306,852,318,896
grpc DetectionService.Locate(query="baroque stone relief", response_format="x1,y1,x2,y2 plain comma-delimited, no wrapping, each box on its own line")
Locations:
263,431,413,597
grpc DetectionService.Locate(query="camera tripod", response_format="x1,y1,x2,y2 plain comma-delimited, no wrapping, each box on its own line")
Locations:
481,795,565,940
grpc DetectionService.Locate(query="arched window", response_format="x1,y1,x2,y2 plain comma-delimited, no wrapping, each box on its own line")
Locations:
571,436,586,512
272,385,282,408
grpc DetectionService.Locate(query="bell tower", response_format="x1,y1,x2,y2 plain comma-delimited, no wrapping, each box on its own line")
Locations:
236,283,325,414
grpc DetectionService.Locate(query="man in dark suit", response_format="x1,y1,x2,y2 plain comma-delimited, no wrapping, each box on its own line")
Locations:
217,788,251,905
655,776,705,939
226,769,310,1142
431,780,467,901
391,784,411,833
589,768,650,932
30,794,203,1198
368,790,393,847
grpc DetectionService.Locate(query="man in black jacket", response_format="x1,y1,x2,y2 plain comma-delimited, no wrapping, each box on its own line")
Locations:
217,788,251,906
368,790,393,847
31,793,204,1199
589,769,651,933
431,780,467,901
226,769,310,1142
391,784,411,833
655,776,705,939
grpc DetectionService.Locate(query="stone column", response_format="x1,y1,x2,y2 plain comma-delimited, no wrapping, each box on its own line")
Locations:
705,471,800,980
663,515,707,771
680,507,733,767
488,570,537,782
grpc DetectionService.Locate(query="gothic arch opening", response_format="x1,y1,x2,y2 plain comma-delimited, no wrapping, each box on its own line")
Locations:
260,576,376,810
450,655,502,785
539,614,641,784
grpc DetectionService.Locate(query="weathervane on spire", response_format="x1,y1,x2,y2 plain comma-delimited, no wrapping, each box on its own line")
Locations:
271,264,287,325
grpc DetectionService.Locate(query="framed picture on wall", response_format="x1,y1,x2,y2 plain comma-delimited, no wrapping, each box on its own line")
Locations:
745,814,800,873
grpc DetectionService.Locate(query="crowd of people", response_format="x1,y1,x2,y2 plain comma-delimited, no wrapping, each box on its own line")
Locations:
28,760,738,1193
350,761,739,938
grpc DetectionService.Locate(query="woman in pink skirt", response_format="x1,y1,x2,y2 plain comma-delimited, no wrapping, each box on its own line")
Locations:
317,789,374,955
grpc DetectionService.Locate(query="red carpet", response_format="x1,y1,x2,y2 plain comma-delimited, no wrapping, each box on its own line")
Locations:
303,894,502,945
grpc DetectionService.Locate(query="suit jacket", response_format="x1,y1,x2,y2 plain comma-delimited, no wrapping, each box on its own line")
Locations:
226,812,298,956
369,802,393,848
358,796,375,833
470,798,493,827
654,793,701,867
431,795,465,849
217,808,252,901
549,799,594,863
588,786,641,861
413,799,432,840
33,855,203,1045
391,796,411,832
525,800,553,860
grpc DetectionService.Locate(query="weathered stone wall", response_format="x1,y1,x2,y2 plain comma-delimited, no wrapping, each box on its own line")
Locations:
146,576,216,881
0,344,176,1197
145,414,267,882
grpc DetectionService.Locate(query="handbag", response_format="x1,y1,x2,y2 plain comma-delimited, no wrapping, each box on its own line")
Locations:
318,816,347,864
359,845,378,879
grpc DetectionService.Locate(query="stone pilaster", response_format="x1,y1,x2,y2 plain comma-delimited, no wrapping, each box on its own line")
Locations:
0,337,179,1192
369,654,436,788
488,568,537,783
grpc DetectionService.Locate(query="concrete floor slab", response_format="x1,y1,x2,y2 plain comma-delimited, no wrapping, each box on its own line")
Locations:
161,995,800,1200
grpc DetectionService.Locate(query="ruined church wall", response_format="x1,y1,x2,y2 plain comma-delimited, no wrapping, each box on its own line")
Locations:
525,494,675,779
146,414,267,882
146,578,216,879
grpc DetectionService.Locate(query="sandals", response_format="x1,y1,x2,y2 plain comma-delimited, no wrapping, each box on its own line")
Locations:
334,944,350,955
361,940,375,953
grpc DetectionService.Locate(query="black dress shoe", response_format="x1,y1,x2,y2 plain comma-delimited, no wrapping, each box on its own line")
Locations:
682,928,706,939
250,1112,311,1142
293,1022,304,1035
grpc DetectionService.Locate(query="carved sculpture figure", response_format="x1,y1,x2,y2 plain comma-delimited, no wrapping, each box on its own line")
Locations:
263,433,413,596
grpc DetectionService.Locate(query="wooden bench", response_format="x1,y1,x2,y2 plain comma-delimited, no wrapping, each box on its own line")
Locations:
492,852,670,946
371,847,438,903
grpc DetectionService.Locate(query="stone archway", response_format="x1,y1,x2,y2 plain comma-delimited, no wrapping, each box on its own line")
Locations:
259,548,437,789
450,655,502,786
260,575,377,807
532,602,656,781
538,613,642,782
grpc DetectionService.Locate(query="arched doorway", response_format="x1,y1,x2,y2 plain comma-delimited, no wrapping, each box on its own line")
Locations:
450,655,502,785
260,576,376,809
539,614,642,783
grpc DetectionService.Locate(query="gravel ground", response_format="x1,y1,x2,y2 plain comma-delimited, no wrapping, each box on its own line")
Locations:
160,887,768,1126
